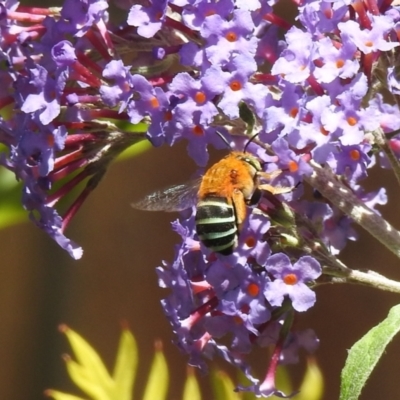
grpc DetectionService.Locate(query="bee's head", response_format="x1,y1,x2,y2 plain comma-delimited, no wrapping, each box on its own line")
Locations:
238,153,262,173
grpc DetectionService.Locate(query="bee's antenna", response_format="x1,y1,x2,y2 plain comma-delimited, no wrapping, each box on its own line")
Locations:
244,132,260,153
215,130,232,150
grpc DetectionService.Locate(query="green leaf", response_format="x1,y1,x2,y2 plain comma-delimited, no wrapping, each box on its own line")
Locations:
45,327,140,400
45,389,87,400
112,328,138,400
182,367,201,400
112,121,149,162
116,138,152,162
238,102,256,134
142,341,169,400
115,121,148,134
61,325,114,395
339,304,400,400
64,358,110,400
295,358,324,400
212,370,241,400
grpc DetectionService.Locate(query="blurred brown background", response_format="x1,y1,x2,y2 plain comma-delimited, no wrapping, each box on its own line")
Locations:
1,143,400,400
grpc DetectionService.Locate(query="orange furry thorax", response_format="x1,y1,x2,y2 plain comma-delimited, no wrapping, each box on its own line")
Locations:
198,152,257,200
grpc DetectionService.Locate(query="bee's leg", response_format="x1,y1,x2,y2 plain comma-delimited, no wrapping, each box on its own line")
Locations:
232,189,246,229
256,171,293,195
247,188,262,205
258,184,293,195
257,170,282,180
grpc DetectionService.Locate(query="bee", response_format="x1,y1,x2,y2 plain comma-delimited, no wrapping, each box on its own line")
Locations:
132,150,290,255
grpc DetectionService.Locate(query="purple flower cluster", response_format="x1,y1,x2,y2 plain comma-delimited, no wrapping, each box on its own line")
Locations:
1,0,399,396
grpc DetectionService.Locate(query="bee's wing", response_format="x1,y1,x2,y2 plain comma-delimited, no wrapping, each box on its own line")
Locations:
131,179,201,212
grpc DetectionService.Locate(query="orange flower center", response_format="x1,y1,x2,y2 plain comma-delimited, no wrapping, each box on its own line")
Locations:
289,107,298,118
320,126,329,136
230,81,242,91
283,273,298,285
149,96,159,108
347,116,358,126
225,31,237,42
245,236,256,248
288,160,299,173
194,91,206,104
192,125,204,136
336,59,345,68
349,149,360,161
164,110,172,121
247,282,260,297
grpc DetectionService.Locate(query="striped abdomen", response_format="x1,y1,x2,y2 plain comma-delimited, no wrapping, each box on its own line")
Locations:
195,196,237,255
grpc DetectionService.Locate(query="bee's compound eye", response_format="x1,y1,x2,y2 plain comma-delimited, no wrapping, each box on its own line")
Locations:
241,156,262,172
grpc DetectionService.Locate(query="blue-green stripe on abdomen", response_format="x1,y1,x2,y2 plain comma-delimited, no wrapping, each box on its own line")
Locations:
195,197,238,255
